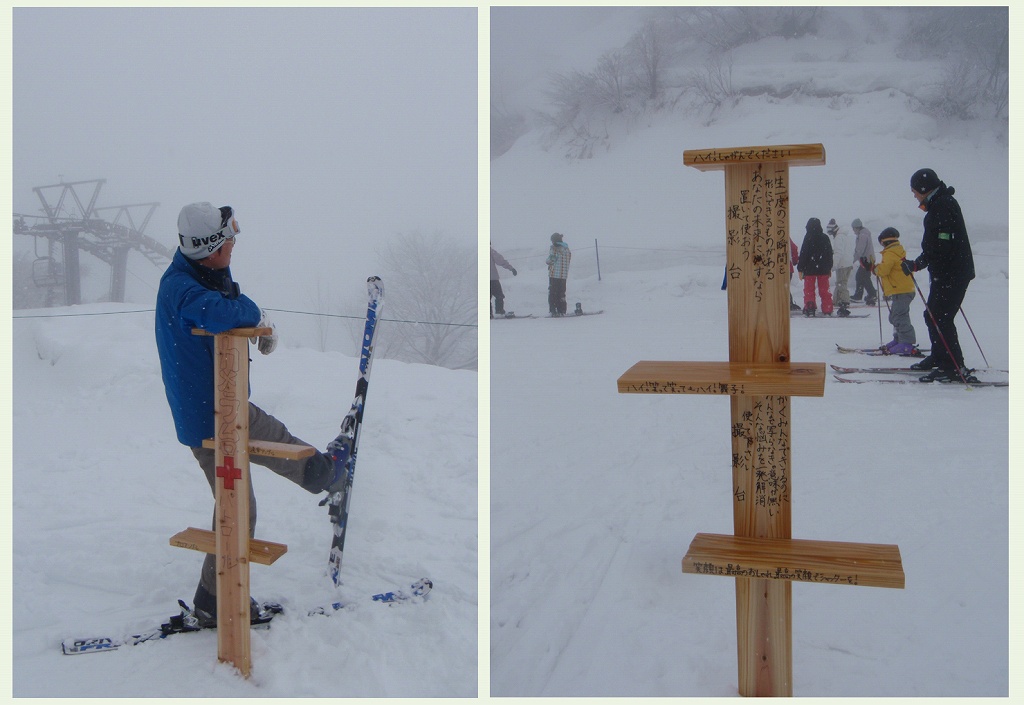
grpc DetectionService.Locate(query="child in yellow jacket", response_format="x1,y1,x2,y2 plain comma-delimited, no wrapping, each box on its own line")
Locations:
865,227,918,355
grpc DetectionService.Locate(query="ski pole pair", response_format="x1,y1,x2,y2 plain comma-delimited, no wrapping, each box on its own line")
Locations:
903,262,988,383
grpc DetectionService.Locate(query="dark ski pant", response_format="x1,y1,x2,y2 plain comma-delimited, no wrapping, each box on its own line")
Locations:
490,279,506,316
923,277,969,371
853,265,877,300
548,277,567,315
191,403,332,600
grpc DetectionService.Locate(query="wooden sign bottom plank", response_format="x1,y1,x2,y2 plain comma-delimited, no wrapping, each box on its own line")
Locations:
683,532,904,589
170,527,288,566
617,361,825,397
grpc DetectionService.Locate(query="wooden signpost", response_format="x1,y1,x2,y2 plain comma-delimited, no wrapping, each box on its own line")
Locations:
169,327,314,678
617,144,904,696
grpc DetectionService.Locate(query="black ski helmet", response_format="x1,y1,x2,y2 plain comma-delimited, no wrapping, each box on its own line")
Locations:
911,168,941,194
878,227,900,244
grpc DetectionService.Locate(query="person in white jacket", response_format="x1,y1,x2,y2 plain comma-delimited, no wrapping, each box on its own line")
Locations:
827,218,855,317
851,218,878,306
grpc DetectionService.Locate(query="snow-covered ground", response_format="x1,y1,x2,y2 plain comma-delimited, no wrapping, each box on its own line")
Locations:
12,306,477,697
489,10,1009,698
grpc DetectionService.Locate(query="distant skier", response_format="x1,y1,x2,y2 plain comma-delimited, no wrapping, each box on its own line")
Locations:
864,227,917,354
900,168,978,383
546,232,571,316
827,218,854,317
789,239,801,310
850,218,877,306
155,202,338,626
490,244,517,318
796,217,834,316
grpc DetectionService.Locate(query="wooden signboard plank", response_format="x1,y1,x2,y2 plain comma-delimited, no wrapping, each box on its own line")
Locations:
684,144,826,171
192,326,272,338
201,438,316,460
683,533,905,590
617,361,825,397
170,527,288,566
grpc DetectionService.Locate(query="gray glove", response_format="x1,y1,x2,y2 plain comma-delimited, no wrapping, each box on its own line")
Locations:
250,309,278,355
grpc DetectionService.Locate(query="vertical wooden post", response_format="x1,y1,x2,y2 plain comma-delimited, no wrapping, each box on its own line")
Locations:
213,329,254,678
724,161,794,696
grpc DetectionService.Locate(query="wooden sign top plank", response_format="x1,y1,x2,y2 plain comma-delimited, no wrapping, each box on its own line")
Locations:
683,532,905,589
617,361,825,397
684,143,826,171
192,326,272,337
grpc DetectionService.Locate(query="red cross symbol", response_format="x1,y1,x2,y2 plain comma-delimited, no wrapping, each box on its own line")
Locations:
216,456,242,490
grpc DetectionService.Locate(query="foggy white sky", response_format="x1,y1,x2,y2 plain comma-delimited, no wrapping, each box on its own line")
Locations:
13,7,477,295
491,7,642,112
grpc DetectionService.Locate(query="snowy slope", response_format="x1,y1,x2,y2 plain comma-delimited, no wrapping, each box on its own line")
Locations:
489,13,1009,698
12,305,477,697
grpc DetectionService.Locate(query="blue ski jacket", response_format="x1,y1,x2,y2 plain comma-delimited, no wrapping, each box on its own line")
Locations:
155,249,261,447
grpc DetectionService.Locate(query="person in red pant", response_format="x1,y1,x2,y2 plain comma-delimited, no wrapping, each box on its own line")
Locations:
796,217,834,316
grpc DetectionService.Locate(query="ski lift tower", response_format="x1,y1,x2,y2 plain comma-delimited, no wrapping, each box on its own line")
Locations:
13,178,172,305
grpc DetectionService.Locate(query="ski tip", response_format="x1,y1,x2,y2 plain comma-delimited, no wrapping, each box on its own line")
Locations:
62,637,119,655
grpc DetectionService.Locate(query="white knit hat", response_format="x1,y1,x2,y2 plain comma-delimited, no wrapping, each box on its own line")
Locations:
178,202,237,259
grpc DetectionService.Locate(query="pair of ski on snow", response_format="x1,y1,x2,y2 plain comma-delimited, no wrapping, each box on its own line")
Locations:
63,277,433,655
833,343,1008,387
62,579,434,654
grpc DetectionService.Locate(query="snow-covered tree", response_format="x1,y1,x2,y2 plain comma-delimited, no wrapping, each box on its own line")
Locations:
377,232,476,370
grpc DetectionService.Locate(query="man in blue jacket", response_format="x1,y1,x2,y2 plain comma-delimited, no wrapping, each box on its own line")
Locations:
156,202,336,625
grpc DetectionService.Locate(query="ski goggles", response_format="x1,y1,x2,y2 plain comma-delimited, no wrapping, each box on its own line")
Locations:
218,206,240,241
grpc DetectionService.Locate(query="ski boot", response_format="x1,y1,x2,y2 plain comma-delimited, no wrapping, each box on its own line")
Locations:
910,355,937,371
919,367,979,384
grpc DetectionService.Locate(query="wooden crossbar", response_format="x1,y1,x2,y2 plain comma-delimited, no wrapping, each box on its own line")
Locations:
201,438,316,460
191,326,272,337
169,527,288,566
683,533,905,590
617,361,825,397
684,143,826,171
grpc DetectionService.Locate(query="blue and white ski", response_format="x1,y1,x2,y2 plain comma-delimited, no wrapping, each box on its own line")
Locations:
321,276,384,586
307,578,433,616
61,600,280,655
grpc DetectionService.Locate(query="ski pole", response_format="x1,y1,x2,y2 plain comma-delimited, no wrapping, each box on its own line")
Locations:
874,272,886,348
958,305,990,367
906,265,969,384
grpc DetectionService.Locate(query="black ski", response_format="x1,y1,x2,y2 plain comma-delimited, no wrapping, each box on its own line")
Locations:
792,311,870,318
831,364,1009,376
836,343,927,357
833,374,1007,387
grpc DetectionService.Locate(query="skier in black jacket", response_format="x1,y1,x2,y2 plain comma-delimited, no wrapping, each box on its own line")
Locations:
797,217,834,316
900,168,977,383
